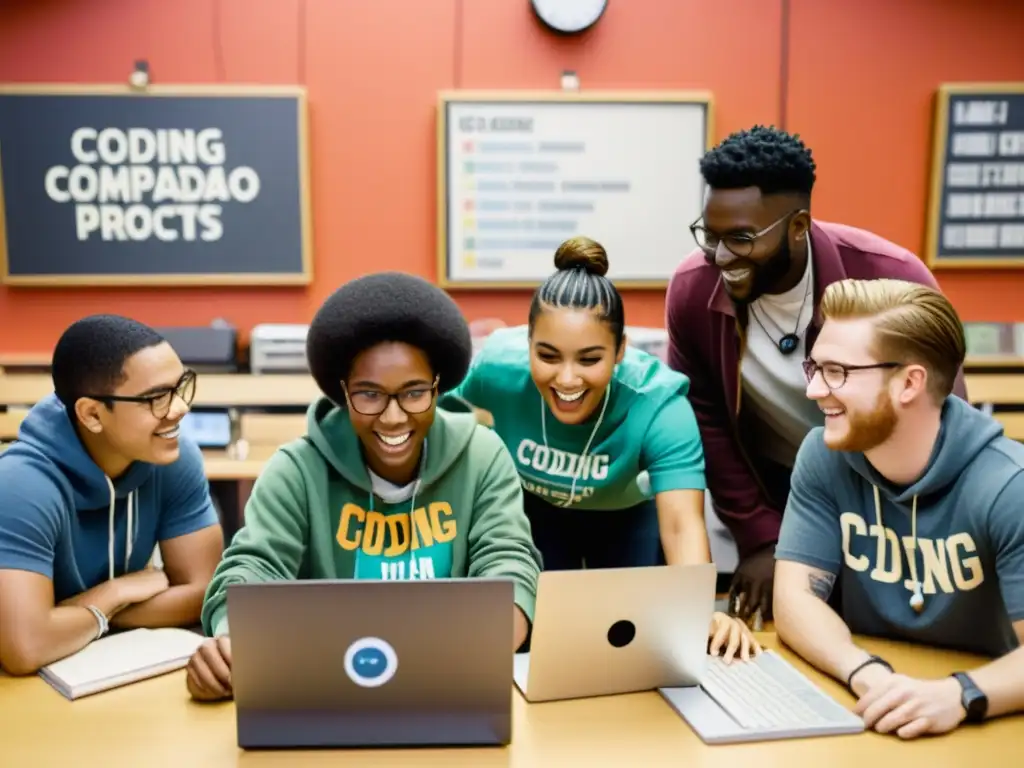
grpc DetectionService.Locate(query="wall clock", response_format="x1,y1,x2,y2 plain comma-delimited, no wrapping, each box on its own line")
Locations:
531,0,608,35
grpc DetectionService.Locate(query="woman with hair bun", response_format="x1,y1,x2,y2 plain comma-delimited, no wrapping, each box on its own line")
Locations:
444,236,758,660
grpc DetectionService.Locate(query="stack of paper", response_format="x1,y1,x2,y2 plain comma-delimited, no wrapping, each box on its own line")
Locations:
39,627,205,700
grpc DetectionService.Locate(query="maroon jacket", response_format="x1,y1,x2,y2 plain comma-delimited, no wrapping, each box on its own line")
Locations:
665,220,968,559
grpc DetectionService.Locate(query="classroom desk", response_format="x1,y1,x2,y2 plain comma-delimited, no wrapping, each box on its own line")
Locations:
0,372,320,408
1,634,1014,767
203,455,268,481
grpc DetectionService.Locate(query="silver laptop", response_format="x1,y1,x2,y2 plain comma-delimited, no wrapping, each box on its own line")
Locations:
227,578,515,749
513,563,717,702
658,650,866,743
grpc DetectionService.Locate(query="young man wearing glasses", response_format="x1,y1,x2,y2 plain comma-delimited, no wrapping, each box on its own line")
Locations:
775,278,1024,738
664,126,967,625
186,273,542,701
0,315,223,675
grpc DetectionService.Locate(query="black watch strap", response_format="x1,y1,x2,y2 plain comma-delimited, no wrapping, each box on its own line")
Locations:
952,672,988,723
846,655,893,692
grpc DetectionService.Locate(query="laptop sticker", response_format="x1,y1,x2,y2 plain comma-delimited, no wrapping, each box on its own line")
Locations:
344,637,399,688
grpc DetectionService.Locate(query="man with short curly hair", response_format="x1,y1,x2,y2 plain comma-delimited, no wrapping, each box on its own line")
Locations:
187,272,542,702
665,126,968,623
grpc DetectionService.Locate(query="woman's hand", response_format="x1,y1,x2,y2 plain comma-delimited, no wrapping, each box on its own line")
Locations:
708,611,762,663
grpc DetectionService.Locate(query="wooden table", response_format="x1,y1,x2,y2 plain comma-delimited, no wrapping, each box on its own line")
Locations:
1,634,1015,767
203,455,269,481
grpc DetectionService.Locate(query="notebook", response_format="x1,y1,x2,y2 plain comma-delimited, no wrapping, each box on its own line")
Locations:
39,627,205,700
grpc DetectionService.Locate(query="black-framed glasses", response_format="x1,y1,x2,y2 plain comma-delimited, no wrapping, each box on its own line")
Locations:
689,210,803,258
802,359,902,390
342,377,439,416
82,369,197,419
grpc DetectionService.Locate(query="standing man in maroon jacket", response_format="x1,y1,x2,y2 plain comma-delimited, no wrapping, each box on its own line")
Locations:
665,126,967,623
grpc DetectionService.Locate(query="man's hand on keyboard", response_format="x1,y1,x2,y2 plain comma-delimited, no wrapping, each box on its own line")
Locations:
853,673,966,739
708,611,762,664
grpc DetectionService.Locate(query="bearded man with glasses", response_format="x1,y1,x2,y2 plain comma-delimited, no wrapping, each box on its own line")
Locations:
0,315,223,675
664,126,967,626
775,278,1024,740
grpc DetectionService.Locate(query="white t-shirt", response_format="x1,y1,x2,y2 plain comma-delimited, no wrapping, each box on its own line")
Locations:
740,245,825,468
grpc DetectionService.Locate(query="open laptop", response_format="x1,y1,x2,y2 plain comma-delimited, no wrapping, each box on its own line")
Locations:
513,563,717,702
178,410,232,450
227,578,515,749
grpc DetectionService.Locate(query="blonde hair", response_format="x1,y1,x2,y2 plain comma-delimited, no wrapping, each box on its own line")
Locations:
820,278,965,401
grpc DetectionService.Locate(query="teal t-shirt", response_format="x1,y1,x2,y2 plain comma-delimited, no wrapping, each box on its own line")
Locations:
443,326,705,511
348,498,455,582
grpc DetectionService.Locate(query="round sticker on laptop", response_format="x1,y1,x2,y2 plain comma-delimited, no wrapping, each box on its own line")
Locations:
343,637,398,688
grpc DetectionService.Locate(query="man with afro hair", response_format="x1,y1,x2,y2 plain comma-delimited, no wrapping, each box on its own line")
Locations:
665,126,967,624
187,272,542,702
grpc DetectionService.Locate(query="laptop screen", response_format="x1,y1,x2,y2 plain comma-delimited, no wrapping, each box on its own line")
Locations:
178,410,232,449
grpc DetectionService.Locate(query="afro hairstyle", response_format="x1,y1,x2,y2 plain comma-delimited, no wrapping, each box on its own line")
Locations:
51,314,167,410
306,272,473,407
700,125,817,198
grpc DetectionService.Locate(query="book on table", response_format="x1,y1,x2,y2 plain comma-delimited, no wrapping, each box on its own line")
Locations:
38,627,205,700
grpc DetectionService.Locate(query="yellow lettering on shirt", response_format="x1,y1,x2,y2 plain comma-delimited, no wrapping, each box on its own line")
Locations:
335,501,459,556
429,502,456,543
336,503,365,550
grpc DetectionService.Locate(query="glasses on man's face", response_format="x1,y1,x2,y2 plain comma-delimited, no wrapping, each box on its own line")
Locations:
689,211,798,259
84,369,198,419
343,378,439,417
802,359,902,390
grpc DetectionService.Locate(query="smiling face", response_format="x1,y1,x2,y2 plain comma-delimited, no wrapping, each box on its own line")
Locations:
76,341,193,473
699,186,810,304
805,317,903,453
344,342,437,485
529,307,624,425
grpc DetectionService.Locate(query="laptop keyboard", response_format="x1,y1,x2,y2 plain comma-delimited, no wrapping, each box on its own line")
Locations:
702,651,860,730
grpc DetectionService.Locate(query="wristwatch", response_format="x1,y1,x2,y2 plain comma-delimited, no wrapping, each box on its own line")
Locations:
951,672,988,723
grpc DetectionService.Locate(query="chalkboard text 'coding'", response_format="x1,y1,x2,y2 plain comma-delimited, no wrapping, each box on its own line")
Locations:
42,127,261,244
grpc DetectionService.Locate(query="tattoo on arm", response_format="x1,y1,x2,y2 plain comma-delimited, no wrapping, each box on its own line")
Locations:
807,570,837,601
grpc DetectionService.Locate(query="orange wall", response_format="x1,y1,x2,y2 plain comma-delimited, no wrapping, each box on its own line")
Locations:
1,0,1023,354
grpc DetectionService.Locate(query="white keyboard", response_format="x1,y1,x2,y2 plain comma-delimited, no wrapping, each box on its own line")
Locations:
701,651,860,730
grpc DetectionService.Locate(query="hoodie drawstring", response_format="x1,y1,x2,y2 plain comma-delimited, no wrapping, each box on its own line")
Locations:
104,476,136,582
871,485,923,613
364,440,425,578
367,485,419,577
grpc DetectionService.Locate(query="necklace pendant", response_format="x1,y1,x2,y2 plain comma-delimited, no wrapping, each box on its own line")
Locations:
778,334,800,355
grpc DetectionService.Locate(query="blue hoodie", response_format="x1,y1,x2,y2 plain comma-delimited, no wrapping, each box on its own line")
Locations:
0,394,219,603
777,395,1024,658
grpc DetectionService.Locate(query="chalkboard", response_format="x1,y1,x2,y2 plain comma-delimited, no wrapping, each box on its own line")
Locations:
925,82,1024,269
0,84,312,286
436,91,713,288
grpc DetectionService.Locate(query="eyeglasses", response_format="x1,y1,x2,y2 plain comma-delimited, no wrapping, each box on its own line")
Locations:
689,210,801,258
802,359,902,390
83,369,197,419
342,377,439,416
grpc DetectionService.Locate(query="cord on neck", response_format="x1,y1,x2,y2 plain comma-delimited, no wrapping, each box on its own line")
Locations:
541,383,611,508
872,485,923,612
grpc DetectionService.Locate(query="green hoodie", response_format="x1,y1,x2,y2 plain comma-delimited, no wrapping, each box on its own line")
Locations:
201,396,542,637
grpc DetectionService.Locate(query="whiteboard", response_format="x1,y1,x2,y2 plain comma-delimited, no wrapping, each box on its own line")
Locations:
436,91,713,289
